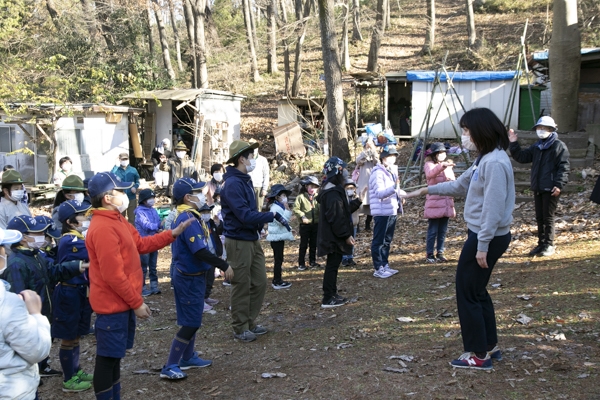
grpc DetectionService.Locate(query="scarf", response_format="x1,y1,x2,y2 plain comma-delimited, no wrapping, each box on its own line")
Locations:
536,132,557,150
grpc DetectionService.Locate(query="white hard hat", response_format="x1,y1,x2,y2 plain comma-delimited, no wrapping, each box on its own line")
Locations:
532,116,557,131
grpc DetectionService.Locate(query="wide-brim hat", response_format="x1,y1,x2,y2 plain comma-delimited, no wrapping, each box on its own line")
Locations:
322,157,347,179
227,140,259,164
0,228,22,245
174,141,189,151
429,142,446,154
266,184,291,199
1,170,23,184
62,175,86,191
173,177,205,201
300,176,320,187
88,172,134,197
198,203,215,212
380,147,399,159
8,215,48,234
58,200,92,224
138,189,155,205
532,116,557,131
35,215,61,239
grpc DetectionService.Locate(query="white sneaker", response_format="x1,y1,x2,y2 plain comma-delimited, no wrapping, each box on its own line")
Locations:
384,264,398,275
373,267,393,279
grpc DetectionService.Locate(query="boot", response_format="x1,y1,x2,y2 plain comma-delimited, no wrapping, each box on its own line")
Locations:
142,285,151,297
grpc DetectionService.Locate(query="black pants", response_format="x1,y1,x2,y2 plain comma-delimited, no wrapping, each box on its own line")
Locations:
534,191,559,246
322,251,343,301
298,224,318,266
205,266,215,299
456,230,511,353
270,241,285,282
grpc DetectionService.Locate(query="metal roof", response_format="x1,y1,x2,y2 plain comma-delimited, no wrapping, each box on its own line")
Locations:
122,89,245,102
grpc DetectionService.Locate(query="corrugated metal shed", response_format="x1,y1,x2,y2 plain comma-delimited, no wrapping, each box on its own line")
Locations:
123,89,245,102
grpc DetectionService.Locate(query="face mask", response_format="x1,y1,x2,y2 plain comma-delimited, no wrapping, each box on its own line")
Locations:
10,189,25,201
278,195,287,204
109,193,129,213
69,193,84,203
307,187,316,195
437,152,447,162
384,157,397,167
461,134,478,151
201,213,211,222
245,158,256,173
176,151,186,159
26,235,46,250
146,199,155,207
189,193,206,209
536,129,551,139
346,189,355,196
213,172,223,182
0,254,6,275
62,163,72,172
120,160,129,167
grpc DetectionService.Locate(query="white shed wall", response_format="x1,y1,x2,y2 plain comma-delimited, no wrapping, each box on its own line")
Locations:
197,97,242,141
277,103,299,126
151,99,173,145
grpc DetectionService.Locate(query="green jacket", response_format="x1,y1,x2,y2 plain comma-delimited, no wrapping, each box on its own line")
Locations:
293,193,319,224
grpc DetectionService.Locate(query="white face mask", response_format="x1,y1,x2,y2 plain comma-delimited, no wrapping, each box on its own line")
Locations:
62,163,72,172
346,189,355,196
213,172,223,182
200,213,211,222
120,160,129,167
146,199,155,207
384,157,397,167
278,195,287,204
10,189,25,201
437,152,447,162
69,193,85,203
176,151,186,159
536,129,551,139
109,193,129,213
26,235,46,249
189,193,206,209
0,254,6,275
461,134,478,151
245,158,256,173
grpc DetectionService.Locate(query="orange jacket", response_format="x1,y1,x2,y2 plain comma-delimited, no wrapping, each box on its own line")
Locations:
86,209,175,314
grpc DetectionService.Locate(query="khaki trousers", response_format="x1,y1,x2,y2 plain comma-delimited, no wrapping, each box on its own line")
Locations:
254,187,265,211
225,238,267,334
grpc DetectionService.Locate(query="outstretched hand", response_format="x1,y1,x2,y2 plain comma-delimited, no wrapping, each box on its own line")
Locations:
401,187,428,199
172,217,194,237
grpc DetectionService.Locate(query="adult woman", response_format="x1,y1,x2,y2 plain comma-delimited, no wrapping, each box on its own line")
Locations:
355,137,379,231
403,108,514,370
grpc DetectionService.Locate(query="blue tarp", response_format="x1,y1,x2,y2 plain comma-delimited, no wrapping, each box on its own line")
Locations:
533,47,600,61
406,71,518,82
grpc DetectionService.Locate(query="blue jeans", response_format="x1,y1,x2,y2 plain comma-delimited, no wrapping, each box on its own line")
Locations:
342,226,358,261
426,217,449,255
371,215,397,269
140,251,159,286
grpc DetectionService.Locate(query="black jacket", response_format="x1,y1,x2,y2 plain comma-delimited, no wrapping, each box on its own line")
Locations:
509,137,570,192
316,184,362,256
151,148,172,166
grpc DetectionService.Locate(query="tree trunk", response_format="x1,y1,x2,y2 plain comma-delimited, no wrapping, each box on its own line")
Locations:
465,0,476,47
45,0,61,30
318,0,350,159
249,1,259,50
242,0,261,82
168,0,184,72
95,0,117,51
280,0,288,24
205,4,221,47
385,0,390,29
152,0,177,82
79,0,98,40
291,0,312,96
351,0,362,41
267,0,278,73
191,0,209,88
283,39,290,96
295,0,302,19
421,0,435,54
367,0,387,72
183,0,197,87
341,3,351,71
549,0,580,131
145,2,157,80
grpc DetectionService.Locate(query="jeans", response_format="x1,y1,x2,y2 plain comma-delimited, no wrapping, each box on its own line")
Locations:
342,226,358,261
140,251,158,286
534,191,559,246
426,217,449,255
270,241,285,282
298,223,318,266
371,215,397,269
322,251,343,301
456,230,511,353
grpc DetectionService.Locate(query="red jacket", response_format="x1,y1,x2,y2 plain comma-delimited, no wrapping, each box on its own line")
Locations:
424,161,456,219
86,209,174,314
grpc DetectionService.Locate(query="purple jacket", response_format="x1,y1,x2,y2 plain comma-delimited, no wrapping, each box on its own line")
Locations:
134,205,161,237
368,164,400,216
424,161,456,219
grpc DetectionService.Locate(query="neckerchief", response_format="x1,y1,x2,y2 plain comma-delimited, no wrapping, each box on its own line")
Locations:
177,204,211,244
536,132,557,150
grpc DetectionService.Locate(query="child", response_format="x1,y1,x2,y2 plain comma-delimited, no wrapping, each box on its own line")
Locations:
35,215,61,263
205,164,224,206
355,137,379,231
292,176,320,270
341,179,361,266
423,142,456,263
0,228,52,400
160,178,233,380
134,189,162,296
85,172,191,399
1,215,87,378
317,158,362,308
265,184,294,289
0,170,31,229
197,203,224,311
153,153,170,193
53,200,94,392
52,175,88,231
508,116,570,257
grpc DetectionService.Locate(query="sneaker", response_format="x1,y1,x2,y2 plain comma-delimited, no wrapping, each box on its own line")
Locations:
321,297,347,308
205,297,219,306
341,259,351,267
297,265,308,271
142,287,152,297
373,267,393,279
450,352,493,370
160,364,187,380
488,346,502,361
179,352,212,370
151,287,162,295
528,244,544,256
203,302,213,313
272,280,292,290
540,245,555,257
384,264,398,275
333,293,348,303
250,325,268,335
234,330,257,342
62,376,92,392
40,366,62,377
310,262,322,268
426,255,437,263
436,253,448,262
222,280,231,286
75,369,93,382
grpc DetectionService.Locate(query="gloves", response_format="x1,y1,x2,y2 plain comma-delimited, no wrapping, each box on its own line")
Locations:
273,212,292,232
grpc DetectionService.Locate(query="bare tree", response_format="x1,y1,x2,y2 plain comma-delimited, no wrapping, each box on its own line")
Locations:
168,0,184,72
318,0,350,159
45,0,61,30
421,0,435,54
340,2,351,71
151,0,177,82
183,0,197,87
549,0,580,131
466,0,476,47
191,0,209,87
367,0,388,72
145,1,158,80
280,0,288,23
79,0,99,41
267,0,278,73
351,0,362,41
242,0,261,81
291,0,312,96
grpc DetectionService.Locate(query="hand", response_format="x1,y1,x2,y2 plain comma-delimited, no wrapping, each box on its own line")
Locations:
80,262,90,272
302,217,309,224
223,266,234,281
261,189,267,197
476,251,488,269
20,290,42,315
402,187,428,198
212,215,221,225
508,129,518,143
345,236,355,246
441,161,454,168
172,217,194,237
361,187,368,198
551,187,561,197
131,187,137,194
397,188,407,197
134,303,151,319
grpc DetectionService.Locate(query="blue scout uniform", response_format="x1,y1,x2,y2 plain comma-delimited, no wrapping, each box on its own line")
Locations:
52,231,92,340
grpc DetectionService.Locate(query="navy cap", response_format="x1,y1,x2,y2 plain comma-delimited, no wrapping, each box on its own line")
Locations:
88,172,133,197
35,215,61,239
58,200,92,224
138,189,155,205
8,215,48,234
198,203,214,212
173,178,205,201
